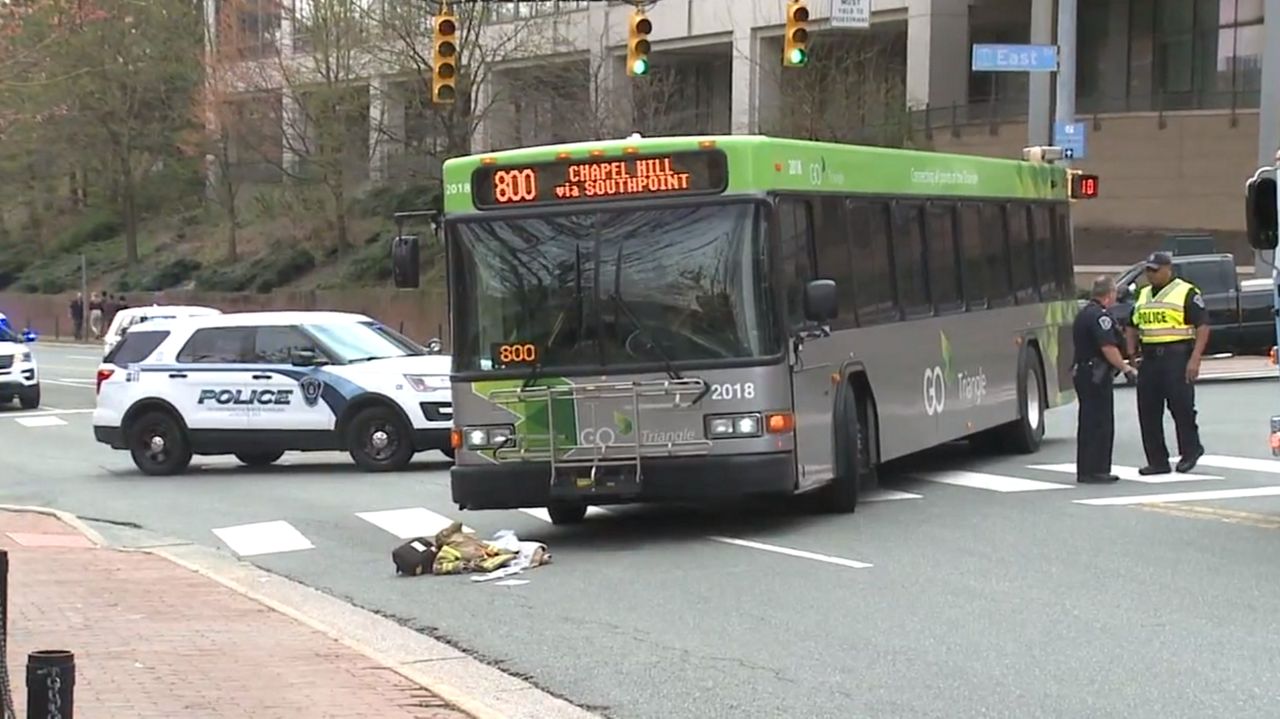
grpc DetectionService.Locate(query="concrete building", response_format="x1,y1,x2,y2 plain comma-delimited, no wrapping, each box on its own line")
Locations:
210,0,1276,265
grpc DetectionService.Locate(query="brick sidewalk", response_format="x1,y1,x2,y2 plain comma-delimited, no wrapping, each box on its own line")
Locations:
0,511,473,719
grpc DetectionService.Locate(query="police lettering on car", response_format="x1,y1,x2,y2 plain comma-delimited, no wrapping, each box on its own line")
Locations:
92,311,455,476
1124,252,1210,475
1071,276,1137,483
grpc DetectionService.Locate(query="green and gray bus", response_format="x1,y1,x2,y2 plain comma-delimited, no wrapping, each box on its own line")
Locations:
392,134,1090,524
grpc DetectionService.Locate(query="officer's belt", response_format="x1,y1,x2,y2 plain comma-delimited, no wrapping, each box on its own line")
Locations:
1140,341,1194,355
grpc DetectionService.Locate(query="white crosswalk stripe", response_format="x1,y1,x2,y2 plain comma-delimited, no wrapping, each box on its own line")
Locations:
1074,486,1280,506
912,470,1070,492
356,507,471,538
211,520,314,557
1194,454,1280,474
518,507,611,523
1027,462,1222,483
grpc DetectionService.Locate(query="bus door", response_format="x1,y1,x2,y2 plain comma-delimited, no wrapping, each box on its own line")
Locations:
778,198,837,492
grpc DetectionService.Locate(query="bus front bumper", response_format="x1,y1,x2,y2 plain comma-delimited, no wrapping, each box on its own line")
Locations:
451,452,797,510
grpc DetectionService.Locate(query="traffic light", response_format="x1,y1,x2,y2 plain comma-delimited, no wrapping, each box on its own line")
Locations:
627,9,652,76
783,0,809,67
1068,170,1099,200
432,7,458,104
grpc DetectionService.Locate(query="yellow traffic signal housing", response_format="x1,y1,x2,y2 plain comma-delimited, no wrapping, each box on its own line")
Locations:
783,0,809,67
627,10,652,76
432,9,458,104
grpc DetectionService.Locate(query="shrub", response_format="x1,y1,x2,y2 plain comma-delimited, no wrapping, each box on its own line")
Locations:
53,210,122,254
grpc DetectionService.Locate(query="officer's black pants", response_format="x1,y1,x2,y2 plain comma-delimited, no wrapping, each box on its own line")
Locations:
1136,343,1203,467
1073,364,1114,476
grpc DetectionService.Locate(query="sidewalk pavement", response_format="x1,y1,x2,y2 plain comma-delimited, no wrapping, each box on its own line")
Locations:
1201,354,1274,378
0,510,473,719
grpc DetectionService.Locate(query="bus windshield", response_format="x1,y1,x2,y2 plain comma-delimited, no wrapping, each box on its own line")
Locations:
450,202,780,373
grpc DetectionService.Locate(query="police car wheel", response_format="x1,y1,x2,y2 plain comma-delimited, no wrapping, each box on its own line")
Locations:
234,450,285,467
346,406,414,471
128,411,193,476
18,386,39,410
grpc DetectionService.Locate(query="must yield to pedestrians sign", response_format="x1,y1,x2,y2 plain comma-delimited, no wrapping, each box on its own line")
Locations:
830,0,870,28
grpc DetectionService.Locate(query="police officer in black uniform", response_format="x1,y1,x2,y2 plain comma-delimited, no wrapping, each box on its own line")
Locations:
1073,276,1138,483
1125,252,1210,475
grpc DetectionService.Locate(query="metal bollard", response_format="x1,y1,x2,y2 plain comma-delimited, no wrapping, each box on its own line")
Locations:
26,651,74,719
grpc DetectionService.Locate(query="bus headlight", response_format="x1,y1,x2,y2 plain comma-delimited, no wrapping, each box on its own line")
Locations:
705,413,762,439
463,425,515,449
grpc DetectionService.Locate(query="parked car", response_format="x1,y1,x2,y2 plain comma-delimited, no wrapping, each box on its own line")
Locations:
0,316,39,409
1112,252,1275,357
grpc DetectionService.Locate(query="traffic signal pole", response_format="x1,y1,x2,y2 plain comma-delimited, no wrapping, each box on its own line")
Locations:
1053,0,1077,168
1255,0,1280,276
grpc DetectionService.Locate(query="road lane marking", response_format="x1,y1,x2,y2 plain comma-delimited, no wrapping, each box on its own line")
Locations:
1195,455,1280,474
68,355,101,360
41,380,95,389
1028,462,1222,483
211,520,314,557
861,488,923,502
1137,503,1280,529
914,470,1070,492
1074,486,1280,506
518,507,611,523
707,536,872,569
356,507,472,538
1,409,94,419
14,416,67,428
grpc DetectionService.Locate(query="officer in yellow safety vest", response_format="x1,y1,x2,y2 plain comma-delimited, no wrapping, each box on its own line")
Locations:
1124,252,1210,475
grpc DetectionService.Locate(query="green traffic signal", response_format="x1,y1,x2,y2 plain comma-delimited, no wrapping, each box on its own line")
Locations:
632,57,649,75
788,48,807,65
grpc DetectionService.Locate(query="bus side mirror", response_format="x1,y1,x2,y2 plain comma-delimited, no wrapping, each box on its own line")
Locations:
1245,167,1277,251
803,279,838,322
392,235,420,289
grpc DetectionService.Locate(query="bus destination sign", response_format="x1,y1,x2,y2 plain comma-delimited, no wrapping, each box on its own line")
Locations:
471,150,727,209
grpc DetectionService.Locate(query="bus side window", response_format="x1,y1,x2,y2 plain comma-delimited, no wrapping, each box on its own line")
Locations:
1028,203,1056,300
848,200,897,326
891,201,930,318
980,203,1014,307
1005,203,1037,304
777,198,815,329
1050,204,1076,299
957,203,989,310
811,196,857,329
925,201,963,315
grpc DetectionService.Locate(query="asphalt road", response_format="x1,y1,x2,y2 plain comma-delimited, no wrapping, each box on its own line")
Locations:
9,343,1280,718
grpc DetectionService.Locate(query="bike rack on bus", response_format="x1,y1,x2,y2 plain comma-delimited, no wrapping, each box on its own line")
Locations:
484,378,713,496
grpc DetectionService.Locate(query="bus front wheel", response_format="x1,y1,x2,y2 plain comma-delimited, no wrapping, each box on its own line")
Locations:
821,383,875,513
546,502,588,525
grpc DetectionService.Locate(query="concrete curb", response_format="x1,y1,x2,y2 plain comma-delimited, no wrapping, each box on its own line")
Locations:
0,503,601,719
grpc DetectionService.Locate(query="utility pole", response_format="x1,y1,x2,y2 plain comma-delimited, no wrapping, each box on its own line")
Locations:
1054,0,1077,166
1256,0,1280,276
1027,0,1054,146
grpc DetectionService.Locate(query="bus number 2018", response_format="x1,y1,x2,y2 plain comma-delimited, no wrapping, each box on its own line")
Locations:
710,383,755,400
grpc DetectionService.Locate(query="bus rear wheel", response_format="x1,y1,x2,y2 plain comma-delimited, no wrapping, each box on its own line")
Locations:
546,502,588,525
1002,348,1046,453
821,383,875,513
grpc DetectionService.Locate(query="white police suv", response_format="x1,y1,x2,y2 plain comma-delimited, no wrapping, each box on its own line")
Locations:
0,316,40,409
92,311,454,475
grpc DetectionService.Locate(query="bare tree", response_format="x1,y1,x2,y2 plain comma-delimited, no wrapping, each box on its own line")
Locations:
750,31,913,147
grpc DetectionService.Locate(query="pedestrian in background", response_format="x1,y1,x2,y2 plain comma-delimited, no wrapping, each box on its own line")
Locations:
69,292,84,341
1125,252,1210,475
1072,276,1138,483
88,291,103,339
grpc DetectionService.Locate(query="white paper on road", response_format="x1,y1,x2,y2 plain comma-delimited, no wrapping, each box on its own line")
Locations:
471,530,550,583
212,520,314,557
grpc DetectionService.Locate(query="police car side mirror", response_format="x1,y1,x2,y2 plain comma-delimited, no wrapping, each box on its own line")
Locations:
803,279,838,323
290,348,324,367
392,235,420,289
424,338,443,354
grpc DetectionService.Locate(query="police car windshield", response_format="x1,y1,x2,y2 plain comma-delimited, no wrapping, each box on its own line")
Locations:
303,321,426,363
0,324,19,343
